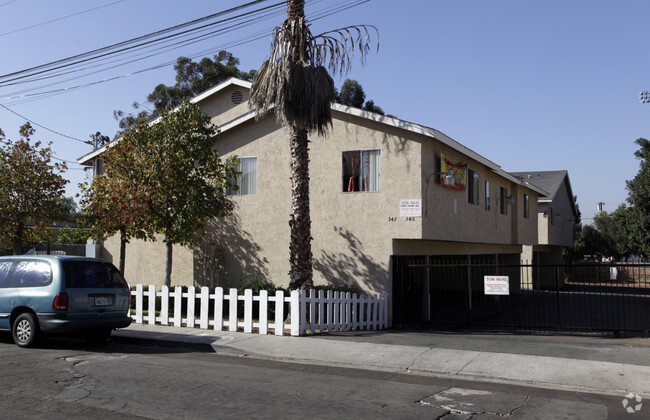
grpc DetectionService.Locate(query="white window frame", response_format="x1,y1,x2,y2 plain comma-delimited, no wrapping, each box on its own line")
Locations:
342,149,381,193
228,156,258,196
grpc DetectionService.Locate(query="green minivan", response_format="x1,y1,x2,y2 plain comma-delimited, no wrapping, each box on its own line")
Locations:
0,255,132,347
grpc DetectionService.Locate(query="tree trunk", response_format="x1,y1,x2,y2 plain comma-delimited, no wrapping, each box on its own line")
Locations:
286,0,312,291
13,221,24,255
164,240,173,288
119,228,127,274
288,124,313,291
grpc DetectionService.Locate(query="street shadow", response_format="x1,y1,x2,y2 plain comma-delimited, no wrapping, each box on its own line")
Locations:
0,331,217,354
313,226,386,294
192,210,269,289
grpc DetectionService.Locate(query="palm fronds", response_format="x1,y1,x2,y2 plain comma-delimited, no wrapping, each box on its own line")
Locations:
249,15,378,136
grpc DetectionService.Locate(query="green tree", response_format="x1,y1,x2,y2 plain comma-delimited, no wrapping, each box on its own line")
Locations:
109,102,238,286
0,124,68,254
593,205,633,260
114,51,255,135
335,79,385,115
563,196,584,262
248,0,376,290
80,166,153,273
626,138,650,257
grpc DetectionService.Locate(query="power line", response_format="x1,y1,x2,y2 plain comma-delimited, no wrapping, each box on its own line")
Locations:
0,0,372,104
0,0,279,85
0,103,87,143
0,137,84,167
0,0,127,38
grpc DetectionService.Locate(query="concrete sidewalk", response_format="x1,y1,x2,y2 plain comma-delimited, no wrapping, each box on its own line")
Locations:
112,324,650,397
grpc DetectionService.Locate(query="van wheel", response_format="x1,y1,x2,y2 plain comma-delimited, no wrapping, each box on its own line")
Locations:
12,313,40,348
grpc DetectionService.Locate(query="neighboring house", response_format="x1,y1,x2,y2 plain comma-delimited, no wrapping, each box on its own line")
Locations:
511,171,577,264
78,78,575,319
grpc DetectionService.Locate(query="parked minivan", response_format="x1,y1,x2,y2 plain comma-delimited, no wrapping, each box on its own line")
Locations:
0,255,132,347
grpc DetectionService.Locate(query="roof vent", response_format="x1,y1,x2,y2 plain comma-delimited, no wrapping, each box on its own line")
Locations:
231,90,244,104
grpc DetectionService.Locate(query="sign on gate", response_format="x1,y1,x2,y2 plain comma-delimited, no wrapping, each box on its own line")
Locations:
484,276,509,295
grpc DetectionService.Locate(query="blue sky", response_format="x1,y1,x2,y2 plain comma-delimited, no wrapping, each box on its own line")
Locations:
1,0,649,224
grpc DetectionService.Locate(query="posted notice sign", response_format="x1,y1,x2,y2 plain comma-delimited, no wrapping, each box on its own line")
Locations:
400,199,422,217
484,276,509,295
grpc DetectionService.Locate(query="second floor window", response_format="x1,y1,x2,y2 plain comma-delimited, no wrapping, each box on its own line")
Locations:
228,157,257,196
342,150,381,192
468,169,479,205
523,194,530,218
485,180,491,211
500,187,508,215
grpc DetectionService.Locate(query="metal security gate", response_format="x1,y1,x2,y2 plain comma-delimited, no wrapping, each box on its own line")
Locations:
392,256,650,334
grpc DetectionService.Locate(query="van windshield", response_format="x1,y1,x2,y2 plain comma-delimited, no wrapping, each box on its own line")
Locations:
62,260,128,289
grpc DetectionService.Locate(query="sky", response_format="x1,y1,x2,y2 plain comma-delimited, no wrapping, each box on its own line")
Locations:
1,0,650,224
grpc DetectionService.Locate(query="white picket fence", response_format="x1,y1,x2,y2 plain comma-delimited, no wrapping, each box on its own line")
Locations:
130,285,389,336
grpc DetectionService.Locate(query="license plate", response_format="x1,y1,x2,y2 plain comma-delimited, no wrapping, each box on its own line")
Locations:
94,296,110,306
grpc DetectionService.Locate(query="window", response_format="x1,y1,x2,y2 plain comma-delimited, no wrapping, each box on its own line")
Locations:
342,150,380,192
63,261,128,289
0,261,13,288
228,157,257,196
485,180,491,211
523,194,530,219
12,261,52,287
500,187,508,215
468,169,479,205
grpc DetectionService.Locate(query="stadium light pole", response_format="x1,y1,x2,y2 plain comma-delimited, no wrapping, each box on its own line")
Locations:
640,91,650,103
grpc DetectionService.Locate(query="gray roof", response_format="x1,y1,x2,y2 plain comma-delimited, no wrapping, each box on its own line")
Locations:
510,170,576,215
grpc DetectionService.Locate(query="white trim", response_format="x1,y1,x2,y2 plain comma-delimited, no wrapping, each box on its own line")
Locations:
77,77,551,196
191,78,252,104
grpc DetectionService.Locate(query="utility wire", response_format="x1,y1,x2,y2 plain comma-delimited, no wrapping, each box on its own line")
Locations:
0,103,87,143
0,0,371,104
0,0,278,84
0,0,127,38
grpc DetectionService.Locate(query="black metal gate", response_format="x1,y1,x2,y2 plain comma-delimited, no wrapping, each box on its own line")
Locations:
392,256,650,334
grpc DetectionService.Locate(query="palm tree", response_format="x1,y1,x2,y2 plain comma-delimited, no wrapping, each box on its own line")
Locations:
249,0,376,290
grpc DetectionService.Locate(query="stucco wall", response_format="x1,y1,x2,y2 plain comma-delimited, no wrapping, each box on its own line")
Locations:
420,141,538,246
199,85,250,127
203,110,425,295
101,235,195,287
538,180,574,247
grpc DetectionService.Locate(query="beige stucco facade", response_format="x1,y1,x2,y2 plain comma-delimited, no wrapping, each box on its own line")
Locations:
79,79,576,317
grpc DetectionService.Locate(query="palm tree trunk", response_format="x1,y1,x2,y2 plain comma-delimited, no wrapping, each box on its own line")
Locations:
288,124,313,291
286,0,313,291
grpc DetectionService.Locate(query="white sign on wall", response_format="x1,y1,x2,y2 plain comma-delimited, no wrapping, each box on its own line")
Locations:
484,276,510,295
399,199,422,217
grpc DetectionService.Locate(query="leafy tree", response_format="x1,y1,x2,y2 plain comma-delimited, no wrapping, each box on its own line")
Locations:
626,138,650,257
114,51,255,136
80,166,152,273
337,79,366,108
108,102,238,286
563,196,584,262
0,123,68,254
249,0,377,290
335,79,385,115
42,226,91,245
593,205,634,260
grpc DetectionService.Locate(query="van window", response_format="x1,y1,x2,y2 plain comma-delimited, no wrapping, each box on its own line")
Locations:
62,261,128,289
0,261,13,288
13,261,52,287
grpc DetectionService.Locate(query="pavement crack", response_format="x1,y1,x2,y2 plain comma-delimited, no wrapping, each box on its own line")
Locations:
507,394,530,416
455,351,481,375
406,347,433,372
